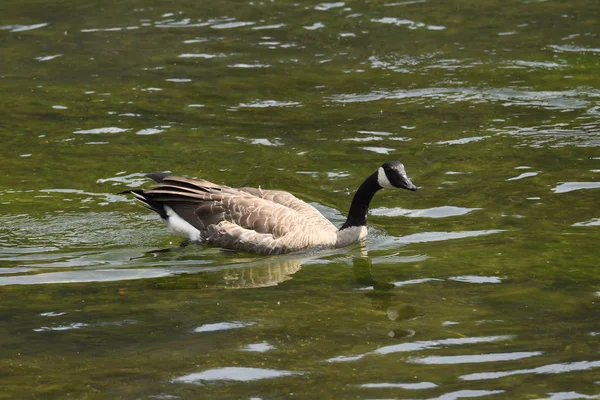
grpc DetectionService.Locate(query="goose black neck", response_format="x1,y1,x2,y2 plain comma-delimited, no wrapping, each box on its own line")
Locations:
340,171,382,230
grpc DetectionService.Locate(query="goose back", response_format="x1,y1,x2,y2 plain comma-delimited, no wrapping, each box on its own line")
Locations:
133,175,338,254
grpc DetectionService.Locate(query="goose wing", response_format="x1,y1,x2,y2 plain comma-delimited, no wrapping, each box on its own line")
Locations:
135,176,338,253
239,187,335,230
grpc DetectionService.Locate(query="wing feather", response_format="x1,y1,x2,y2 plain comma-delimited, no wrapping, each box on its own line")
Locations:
239,187,333,228
206,221,293,255
131,175,339,253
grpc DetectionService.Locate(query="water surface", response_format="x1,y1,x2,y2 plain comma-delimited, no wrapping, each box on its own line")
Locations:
1,0,599,398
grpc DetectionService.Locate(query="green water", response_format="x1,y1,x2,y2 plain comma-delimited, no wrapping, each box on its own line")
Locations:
1,0,599,398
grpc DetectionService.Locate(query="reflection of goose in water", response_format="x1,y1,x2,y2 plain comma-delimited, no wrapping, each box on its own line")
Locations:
193,245,366,289
220,258,302,289
122,161,417,255
0,253,304,289
217,249,356,289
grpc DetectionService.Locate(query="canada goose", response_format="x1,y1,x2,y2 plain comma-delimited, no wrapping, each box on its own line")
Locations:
122,161,416,255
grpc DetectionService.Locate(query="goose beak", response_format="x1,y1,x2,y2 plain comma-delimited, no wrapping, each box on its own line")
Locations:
403,177,417,191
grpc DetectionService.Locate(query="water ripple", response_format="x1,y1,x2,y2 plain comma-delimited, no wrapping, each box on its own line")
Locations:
512,60,565,69
211,21,255,29
543,392,600,400
252,23,286,30
193,321,256,333
136,128,164,135
235,137,284,147
489,122,600,148
38,188,126,204
241,342,275,352
410,351,542,364
430,390,505,399
361,146,395,155
437,136,491,145
371,206,481,218
384,0,428,5
238,100,301,108
344,136,384,142
81,26,139,32
0,268,203,286
360,381,438,389
74,127,129,134
304,22,325,30
154,19,210,29
358,275,499,291
36,54,62,61
572,218,600,227
96,172,149,187
40,311,67,317
165,78,191,83
33,319,136,332
327,335,514,362
449,275,502,284
397,230,505,244
178,53,225,59
506,172,539,181
228,63,270,68
182,38,209,44
356,277,442,291
315,2,345,10
173,367,302,383
371,17,446,31
34,322,89,332
330,87,597,112
551,182,600,193
549,44,600,54
1,23,48,32
460,360,600,381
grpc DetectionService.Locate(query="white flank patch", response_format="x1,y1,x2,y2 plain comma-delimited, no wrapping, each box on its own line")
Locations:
164,205,201,241
377,167,394,188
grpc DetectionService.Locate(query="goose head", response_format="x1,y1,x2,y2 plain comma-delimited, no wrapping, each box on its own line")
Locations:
339,160,417,232
377,161,417,191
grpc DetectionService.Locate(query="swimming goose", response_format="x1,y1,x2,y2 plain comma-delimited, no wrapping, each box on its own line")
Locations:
123,161,416,255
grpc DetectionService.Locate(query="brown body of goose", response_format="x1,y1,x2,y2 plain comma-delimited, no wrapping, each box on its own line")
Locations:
123,161,416,255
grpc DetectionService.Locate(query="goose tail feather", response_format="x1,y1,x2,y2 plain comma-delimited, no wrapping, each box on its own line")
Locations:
145,172,172,183
120,189,168,219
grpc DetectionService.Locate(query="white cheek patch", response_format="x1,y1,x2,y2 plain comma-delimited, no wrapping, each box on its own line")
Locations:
377,167,394,189
164,205,201,241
